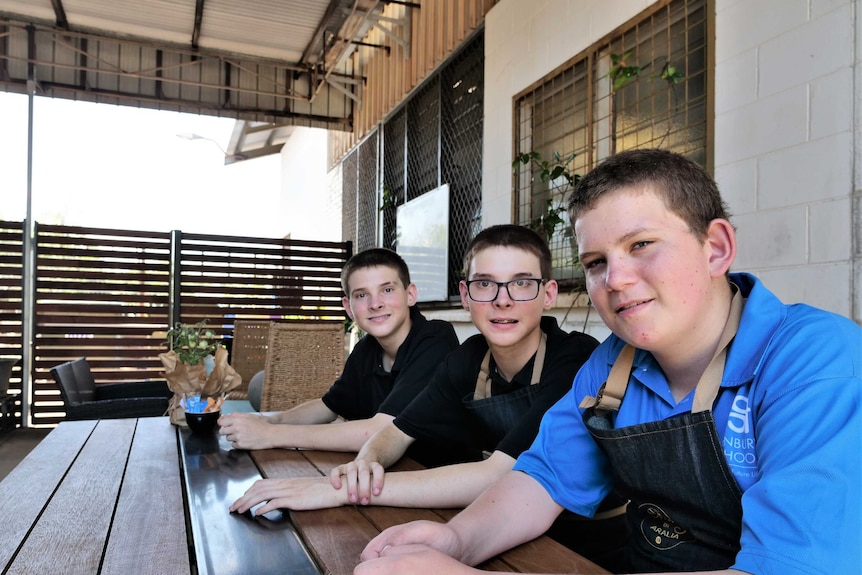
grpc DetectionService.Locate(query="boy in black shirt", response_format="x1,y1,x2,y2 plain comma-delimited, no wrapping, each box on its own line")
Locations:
230,226,601,516
218,248,459,458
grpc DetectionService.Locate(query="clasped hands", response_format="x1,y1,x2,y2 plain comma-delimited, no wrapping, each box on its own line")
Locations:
229,457,388,515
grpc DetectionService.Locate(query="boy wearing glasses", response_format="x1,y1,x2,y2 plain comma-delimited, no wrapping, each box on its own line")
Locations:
230,225,622,564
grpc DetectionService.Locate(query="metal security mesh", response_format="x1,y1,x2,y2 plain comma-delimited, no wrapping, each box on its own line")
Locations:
514,0,707,287
405,77,440,201
356,131,379,252
441,34,484,293
342,150,358,244
342,31,484,300
381,109,406,250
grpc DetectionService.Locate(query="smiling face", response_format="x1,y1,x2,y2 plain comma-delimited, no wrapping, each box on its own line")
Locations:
575,185,735,361
459,245,558,354
343,265,417,349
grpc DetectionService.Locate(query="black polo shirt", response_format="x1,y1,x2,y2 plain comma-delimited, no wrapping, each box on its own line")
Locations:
393,316,599,460
321,305,459,421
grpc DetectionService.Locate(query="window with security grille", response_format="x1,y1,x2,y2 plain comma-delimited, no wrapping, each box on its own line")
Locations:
381,109,406,250
357,132,379,252
341,150,357,246
514,0,709,287
378,32,484,297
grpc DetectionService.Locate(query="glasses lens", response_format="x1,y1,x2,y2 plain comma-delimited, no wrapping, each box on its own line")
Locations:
468,279,542,302
468,280,498,302
508,279,540,301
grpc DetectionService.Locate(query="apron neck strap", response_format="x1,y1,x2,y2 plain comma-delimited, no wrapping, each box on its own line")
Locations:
580,284,744,413
474,331,547,401
691,285,744,413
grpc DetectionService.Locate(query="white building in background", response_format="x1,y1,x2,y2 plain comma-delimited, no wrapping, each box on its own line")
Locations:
283,0,860,342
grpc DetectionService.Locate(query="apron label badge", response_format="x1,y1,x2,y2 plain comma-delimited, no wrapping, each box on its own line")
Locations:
638,503,695,550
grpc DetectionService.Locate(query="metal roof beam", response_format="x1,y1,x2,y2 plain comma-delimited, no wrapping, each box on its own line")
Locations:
191,0,205,50
49,0,68,29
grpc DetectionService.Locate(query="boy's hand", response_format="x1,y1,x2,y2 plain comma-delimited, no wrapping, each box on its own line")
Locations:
217,412,273,450
329,458,386,505
354,544,476,575
357,520,467,572
229,476,345,515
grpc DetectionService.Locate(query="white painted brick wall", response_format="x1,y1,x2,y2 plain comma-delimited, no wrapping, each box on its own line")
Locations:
715,0,856,318
477,0,859,335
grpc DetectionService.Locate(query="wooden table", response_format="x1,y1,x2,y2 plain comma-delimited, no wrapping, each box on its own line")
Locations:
0,414,609,575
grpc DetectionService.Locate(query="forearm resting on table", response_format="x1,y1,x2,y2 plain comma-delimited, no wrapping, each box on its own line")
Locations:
266,398,337,425
270,411,395,452
369,451,516,509
355,422,416,469
446,470,563,566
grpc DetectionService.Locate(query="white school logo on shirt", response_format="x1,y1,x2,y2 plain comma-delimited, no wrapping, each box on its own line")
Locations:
723,391,757,489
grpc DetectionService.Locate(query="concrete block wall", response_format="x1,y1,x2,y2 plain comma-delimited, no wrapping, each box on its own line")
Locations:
473,0,860,342
714,0,857,320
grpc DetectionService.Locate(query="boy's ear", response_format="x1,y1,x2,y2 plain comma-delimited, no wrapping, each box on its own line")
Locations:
705,218,737,277
406,283,418,306
342,296,355,320
459,280,471,311
542,279,559,310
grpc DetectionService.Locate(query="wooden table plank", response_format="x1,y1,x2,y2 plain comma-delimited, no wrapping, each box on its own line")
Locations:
180,430,320,575
101,417,190,575
251,447,609,574
291,506,381,575
251,448,321,478
0,420,97,569
7,419,135,575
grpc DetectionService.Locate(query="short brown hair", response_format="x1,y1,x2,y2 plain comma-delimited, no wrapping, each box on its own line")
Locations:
341,248,411,294
567,149,732,240
462,225,552,280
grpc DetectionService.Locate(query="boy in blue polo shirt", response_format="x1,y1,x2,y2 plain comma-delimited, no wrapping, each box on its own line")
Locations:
355,149,862,575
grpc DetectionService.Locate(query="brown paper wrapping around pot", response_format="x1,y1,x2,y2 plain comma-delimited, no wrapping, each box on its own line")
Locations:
159,346,243,425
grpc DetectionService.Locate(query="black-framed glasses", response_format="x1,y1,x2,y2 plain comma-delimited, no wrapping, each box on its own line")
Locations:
465,278,548,302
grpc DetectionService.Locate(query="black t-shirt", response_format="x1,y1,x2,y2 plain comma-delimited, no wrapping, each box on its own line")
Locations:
393,316,599,459
321,306,459,421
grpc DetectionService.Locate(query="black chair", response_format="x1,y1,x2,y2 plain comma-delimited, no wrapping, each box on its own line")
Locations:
50,358,172,420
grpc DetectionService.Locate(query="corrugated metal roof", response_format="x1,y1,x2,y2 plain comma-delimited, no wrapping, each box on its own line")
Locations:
0,0,335,62
0,0,382,157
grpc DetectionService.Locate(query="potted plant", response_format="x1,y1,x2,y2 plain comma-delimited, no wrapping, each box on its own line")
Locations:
166,321,219,372
159,321,242,426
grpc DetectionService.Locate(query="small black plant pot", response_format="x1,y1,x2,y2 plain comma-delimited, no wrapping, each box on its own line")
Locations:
185,410,220,434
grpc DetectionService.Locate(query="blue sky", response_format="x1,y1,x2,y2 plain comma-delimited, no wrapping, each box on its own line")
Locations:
1,92,284,238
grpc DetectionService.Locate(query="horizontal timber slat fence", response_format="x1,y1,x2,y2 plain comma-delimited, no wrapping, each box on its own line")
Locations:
0,220,351,426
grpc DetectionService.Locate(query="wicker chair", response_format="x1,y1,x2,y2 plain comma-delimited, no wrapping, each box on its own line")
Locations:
50,358,172,420
226,320,272,400
259,322,345,411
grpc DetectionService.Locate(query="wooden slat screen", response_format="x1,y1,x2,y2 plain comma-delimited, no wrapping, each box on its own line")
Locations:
0,221,351,427
32,223,173,425
176,232,350,332
0,220,24,425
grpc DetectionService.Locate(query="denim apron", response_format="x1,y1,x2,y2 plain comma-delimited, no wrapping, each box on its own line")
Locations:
468,334,630,569
580,289,745,573
465,332,547,440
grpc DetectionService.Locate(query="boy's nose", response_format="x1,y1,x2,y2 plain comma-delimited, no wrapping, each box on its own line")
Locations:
604,258,636,291
492,284,515,306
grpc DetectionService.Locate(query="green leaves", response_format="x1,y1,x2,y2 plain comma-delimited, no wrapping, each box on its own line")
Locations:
609,52,685,92
166,320,220,365
513,150,579,241
609,51,641,91
660,62,684,84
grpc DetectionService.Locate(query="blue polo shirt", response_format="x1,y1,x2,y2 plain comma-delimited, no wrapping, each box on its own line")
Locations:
515,273,862,575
